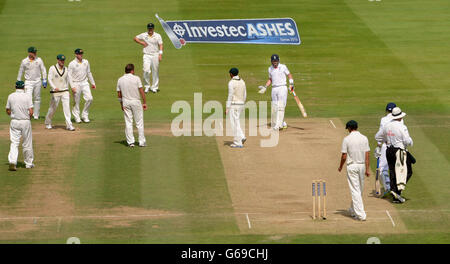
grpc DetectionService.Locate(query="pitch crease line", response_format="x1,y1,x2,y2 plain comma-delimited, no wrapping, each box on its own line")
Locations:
329,120,336,129
386,210,396,227
246,213,252,229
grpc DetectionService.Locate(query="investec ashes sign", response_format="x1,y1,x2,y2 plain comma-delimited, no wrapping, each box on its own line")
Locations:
156,14,301,49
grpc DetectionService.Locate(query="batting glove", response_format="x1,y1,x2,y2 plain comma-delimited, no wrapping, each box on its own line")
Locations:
258,85,267,94
374,146,382,158
42,79,47,88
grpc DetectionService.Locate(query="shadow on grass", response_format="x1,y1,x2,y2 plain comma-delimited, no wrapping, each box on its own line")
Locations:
4,161,26,169
223,141,234,146
335,209,355,220
114,140,130,147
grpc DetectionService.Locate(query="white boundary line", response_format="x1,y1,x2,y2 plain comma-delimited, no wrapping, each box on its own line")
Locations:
386,210,396,227
329,120,336,129
245,213,252,229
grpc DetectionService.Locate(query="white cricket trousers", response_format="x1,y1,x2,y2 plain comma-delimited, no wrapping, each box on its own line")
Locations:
346,164,367,220
8,119,34,166
45,92,73,128
271,86,288,128
72,81,93,120
24,80,41,119
123,99,146,145
143,54,159,90
379,143,390,191
229,104,245,146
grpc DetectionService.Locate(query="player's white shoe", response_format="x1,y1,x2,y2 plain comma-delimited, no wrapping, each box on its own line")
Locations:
282,122,288,129
33,116,39,120
144,86,151,93
75,118,82,123
67,126,75,131
82,117,90,123
26,164,35,169
45,124,52,130
230,143,243,148
151,88,159,93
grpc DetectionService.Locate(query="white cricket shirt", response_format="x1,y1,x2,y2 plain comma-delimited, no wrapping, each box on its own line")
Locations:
375,120,413,149
375,113,404,140
135,32,163,55
341,131,370,165
68,58,95,85
268,63,290,87
226,76,247,108
48,64,69,92
117,73,143,101
6,90,33,120
17,57,47,82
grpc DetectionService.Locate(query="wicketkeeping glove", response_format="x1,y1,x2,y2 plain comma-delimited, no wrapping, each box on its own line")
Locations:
258,85,267,94
42,79,47,88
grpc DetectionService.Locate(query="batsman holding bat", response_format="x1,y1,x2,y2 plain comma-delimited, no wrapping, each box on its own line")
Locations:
259,54,305,130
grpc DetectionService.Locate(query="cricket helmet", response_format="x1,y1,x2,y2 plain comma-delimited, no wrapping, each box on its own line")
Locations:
385,102,396,112
271,54,280,61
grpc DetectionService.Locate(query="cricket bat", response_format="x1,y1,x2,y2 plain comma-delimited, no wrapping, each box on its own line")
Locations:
375,157,381,197
291,90,308,118
155,14,183,49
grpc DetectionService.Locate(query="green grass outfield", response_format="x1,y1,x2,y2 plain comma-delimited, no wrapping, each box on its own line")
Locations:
0,0,449,243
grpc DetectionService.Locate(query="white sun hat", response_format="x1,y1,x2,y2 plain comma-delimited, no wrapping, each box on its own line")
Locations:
391,107,406,119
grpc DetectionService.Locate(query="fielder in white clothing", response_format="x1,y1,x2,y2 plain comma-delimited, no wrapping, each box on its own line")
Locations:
6,81,34,171
68,48,96,123
45,54,75,131
259,54,294,130
226,68,247,148
117,64,148,147
134,22,163,93
338,120,370,221
17,46,47,120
